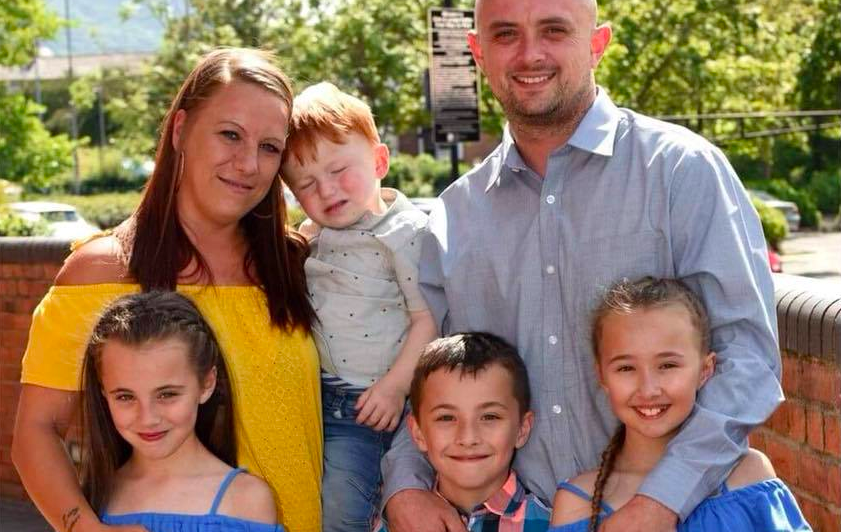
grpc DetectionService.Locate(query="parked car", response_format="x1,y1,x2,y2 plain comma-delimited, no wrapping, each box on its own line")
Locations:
748,189,800,232
8,201,100,239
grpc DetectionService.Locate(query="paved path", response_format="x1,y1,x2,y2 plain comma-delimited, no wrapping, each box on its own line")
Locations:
0,498,50,532
780,231,841,283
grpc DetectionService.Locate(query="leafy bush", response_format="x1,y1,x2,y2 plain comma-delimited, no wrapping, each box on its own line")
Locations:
745,179,821,228
808,170,841,215
384,154,470,198
0,207,50,236
751,198,788,249
31,193,142,229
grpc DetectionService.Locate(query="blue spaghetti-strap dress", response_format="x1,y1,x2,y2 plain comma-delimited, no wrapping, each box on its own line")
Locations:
548,478,812,532
101,468,284,532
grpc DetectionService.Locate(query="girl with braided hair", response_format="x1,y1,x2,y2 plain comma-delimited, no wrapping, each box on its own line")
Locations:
80,291,281,531
12,48,321,532
548,277,810,532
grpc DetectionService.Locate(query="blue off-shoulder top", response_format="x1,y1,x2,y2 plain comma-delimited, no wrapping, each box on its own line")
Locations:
101,468,284,532
549,478,812,532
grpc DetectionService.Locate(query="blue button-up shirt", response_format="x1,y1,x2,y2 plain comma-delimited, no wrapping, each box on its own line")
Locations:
382,89,783,520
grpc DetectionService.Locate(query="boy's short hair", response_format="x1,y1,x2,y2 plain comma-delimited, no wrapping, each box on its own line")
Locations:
281,82,380,168
409,332,531,420
591,276,711,357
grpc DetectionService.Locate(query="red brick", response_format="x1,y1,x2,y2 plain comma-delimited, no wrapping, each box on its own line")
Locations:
806,407,825,451
766,437,797,485
799,452,831,502
801,358,841,408
786,401,806,443
767,403,788,434
0,330,28,350
43,263,62,280
13,298,39,314
782,355,801,397
0,363,20,382
0,462,20,483
828,460,841,507
21,264,42,280
826,413,841,457
1,264,23,279
0,480,26,499
0,279,18,296
801,497,840,532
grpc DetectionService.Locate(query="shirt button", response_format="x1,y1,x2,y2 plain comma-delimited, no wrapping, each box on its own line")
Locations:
548,335,558,345
546,195,556,204
546,265,556,274
552,404,563,414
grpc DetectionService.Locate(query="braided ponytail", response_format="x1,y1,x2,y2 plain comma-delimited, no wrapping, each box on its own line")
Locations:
589,424,625,532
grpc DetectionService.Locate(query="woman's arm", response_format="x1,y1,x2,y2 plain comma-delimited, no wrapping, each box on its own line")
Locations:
12,385,144,532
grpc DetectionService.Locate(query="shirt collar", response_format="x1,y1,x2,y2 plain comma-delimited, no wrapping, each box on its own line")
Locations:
348,187,408,231
433,470,526,519
486,88,621,193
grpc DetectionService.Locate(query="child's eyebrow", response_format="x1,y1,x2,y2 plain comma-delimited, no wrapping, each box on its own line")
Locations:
106,385,187,394
478,401,509,410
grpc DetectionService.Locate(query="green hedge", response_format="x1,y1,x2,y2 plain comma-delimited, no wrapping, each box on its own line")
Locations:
384,154,469,197
751,198,788,249
0,207,50,236
745,179,821,229
808,170,841,215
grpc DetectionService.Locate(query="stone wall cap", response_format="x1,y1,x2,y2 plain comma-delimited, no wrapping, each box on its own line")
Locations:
0,237,73,264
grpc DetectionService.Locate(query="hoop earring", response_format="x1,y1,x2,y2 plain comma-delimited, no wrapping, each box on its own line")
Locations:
175,150,185,192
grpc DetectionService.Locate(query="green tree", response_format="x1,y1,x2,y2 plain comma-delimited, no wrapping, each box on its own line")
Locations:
0,0,73,189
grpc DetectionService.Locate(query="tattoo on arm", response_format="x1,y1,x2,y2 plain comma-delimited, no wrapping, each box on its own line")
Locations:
61,507,80,532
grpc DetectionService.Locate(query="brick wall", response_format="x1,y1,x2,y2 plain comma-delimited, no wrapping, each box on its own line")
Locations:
0,239,68,499
1,240,840,530
750,275,841,532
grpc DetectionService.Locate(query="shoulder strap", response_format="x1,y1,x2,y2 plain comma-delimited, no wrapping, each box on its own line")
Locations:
209,468,246,515
556,482,614,515
719,481,730,495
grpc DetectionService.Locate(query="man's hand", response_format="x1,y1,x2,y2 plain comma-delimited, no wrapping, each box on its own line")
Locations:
598,495,678,532
384,490,466,532
355,376,405,432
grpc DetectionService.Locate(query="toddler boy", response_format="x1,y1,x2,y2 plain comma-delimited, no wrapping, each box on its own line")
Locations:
281,82,437,532
378,332,550,531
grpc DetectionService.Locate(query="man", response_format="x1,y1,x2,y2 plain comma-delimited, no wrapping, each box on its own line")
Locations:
381,0,783,531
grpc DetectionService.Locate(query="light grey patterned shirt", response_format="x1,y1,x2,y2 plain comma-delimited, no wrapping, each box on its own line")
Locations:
307,188,429,387
382,89,782,520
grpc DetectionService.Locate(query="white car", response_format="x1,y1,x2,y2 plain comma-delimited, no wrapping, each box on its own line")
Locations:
8,201,100,239
748,190,801,232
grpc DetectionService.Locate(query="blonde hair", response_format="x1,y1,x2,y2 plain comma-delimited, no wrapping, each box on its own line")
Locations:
281,82,380,168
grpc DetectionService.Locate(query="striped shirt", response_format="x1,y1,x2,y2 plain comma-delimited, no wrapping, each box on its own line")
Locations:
376,470,550,532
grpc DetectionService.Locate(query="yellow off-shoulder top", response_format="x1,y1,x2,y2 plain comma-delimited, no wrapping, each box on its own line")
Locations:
21,283,322,532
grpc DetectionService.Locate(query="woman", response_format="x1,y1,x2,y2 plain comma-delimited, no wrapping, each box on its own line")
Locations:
12,48,322,532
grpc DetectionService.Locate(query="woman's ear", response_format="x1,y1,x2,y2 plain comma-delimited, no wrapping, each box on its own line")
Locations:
199,366,218,404
699,351,716,388
172,109,188,152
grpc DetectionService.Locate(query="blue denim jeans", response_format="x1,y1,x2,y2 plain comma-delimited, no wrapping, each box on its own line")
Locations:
321,382,397,532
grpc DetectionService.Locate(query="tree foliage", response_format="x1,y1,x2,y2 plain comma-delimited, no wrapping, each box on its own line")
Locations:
0,0,73,188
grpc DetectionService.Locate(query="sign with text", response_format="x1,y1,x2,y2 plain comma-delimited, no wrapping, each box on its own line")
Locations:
428,8,480,144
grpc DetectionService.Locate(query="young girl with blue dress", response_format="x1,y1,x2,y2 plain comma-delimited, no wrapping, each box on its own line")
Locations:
549,277,811,532
79,291,283,532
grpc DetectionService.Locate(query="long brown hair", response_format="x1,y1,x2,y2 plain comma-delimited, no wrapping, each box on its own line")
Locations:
79,291,236,512
587,277,711,530
117,47,314,332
